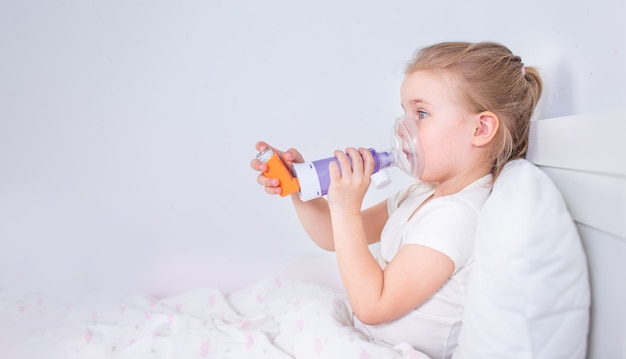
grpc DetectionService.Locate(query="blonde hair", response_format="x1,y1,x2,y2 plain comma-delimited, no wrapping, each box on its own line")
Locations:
405,42,543,179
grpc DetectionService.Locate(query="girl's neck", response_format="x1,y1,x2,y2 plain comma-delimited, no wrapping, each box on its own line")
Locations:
431,165,492,198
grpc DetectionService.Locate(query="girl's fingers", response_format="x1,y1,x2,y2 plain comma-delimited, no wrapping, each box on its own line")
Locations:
359,148,375,175
265,185,281,195
255,141,269,152
250,158,267,172
285,148,305,165
334,150,352,178
346,147,363,174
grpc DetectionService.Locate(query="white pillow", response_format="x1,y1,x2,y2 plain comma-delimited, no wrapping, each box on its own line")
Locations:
453,159,590,359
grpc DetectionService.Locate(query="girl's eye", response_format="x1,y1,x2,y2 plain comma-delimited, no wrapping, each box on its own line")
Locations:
417,110,428,119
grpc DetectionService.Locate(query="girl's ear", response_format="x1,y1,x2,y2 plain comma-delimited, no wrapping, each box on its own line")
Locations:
472,111,499,147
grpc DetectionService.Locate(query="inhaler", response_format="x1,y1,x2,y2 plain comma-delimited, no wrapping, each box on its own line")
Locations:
256,114,424,202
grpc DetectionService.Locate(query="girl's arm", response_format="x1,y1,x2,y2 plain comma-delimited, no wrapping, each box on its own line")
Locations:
329,148,454,325
290,193,388,251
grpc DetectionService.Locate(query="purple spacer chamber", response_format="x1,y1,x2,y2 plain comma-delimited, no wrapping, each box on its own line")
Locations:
291,148,396,201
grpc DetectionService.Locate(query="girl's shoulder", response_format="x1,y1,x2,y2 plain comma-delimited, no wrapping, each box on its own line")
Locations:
431,174,493,213
392,180,435,208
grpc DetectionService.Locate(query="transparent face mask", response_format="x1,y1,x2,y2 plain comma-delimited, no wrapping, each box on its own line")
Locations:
392,114,425,179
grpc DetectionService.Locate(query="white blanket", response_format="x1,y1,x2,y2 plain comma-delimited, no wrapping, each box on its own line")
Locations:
0,277,430,358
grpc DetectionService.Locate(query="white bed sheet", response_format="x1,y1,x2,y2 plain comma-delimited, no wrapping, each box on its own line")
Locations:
0,276,430,359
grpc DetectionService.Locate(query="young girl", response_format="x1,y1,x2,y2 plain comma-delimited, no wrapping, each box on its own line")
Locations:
251,42,543,358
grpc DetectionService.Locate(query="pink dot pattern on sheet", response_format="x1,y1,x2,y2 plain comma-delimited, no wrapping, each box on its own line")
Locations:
199,339,211,357
0,277,431,358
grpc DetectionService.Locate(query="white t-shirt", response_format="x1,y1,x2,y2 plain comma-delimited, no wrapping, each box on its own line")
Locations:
355,175,492,359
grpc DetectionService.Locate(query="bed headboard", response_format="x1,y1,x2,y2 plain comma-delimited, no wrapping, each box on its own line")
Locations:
526,110,626,358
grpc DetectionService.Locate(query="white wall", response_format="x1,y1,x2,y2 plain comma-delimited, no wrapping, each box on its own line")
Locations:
1,0,624,294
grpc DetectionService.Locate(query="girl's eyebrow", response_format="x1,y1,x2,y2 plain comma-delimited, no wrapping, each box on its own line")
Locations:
402,99,431,108
401,98,432,110
412,99,431,106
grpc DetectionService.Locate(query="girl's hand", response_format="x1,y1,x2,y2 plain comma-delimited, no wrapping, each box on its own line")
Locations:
327,147,375,214
250,141,304,195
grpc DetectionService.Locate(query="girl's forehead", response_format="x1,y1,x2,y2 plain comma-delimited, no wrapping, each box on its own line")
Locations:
400,70,463,105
